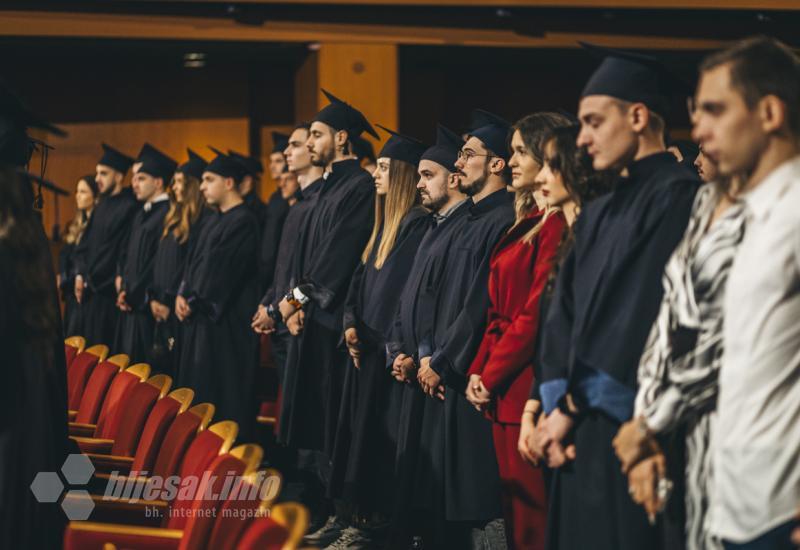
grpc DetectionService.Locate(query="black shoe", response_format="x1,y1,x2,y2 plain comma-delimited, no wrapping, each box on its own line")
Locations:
324,526,378,549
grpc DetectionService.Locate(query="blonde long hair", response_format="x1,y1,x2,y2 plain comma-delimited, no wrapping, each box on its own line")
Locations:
162,173,204,243
361,159,420,269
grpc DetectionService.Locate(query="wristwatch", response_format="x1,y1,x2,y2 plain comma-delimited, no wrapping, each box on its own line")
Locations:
266,304,282,323
284,287,310,310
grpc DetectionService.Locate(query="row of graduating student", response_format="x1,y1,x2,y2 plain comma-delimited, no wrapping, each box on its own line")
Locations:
57,35,800,550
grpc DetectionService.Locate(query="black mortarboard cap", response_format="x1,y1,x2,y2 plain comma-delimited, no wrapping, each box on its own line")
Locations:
468,109,512,161
137,143,178,182
376,125,428,167
177,148,208,181
351,135,376,162
228,149,264,176
0,80,66,166
314,89,379,140
271,132,290,154
420,124,464,171
98,143,134,174
206,146,248,181
580,42,682,117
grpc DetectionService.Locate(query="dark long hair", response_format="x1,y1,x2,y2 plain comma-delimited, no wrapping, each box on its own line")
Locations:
542,125,615,282
0,166,59,355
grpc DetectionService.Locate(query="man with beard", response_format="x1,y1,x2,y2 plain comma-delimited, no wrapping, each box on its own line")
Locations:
74,143,137,346
412,111,514,548
252,122,325,382
276,90,377,540
113,144,176,364
384,124,471,548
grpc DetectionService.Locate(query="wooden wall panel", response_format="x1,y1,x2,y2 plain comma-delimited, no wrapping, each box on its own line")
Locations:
317,43,398,156
34,118,249,240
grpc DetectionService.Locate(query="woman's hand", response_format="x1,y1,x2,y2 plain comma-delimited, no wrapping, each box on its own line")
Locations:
345,327,361,369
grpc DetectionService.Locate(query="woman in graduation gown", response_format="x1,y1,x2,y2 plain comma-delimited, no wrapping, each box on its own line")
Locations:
326,128,429,547
58,174,98,336
0,166,69,547
465,112,570,550
148,150,208,376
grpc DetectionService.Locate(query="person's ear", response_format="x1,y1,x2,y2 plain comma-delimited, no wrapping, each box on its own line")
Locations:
489,157,506,176
225,177,235,191
629,103,649,134
759,95,787,135
335,130,349,149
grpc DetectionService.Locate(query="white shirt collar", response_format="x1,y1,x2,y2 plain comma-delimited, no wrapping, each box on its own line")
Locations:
743,154,800,222
144,192,170,212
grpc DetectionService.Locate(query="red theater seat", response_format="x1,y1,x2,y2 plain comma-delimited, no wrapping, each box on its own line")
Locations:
64,335,86,367
67,345,109,410
71,355,129,423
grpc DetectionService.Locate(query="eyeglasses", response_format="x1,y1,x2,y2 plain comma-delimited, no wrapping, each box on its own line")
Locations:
457,149,492,161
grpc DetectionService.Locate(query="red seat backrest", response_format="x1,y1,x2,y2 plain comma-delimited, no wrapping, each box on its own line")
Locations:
75,360,121,424
235,516,289,550
110,382,161,457
162,429,226,530
205,477,262,550
94,371,142,439
65,344,78,368
129,396,182,473
173,453,248,540
67,352,100,410
149,410,204,479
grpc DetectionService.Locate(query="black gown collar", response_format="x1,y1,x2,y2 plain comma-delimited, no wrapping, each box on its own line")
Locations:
623,151,677,183
469,187,512,218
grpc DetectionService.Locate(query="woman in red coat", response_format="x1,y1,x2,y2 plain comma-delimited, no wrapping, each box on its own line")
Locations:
466,111,571,550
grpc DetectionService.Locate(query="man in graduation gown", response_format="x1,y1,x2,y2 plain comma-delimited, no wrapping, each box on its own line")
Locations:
413,113,514,548
384,124,471,546
535,44,699,550
253,122,325,382
0,85,70,549
275,89,377,530
175,149,260,437
230,148,269,229
74,143,137,347
256,134,292,294
114,144,176,364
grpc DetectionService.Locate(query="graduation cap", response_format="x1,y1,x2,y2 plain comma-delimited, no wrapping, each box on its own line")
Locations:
468,109,512,161
206,146,248,181
137,143,177,182
177,148,208,181
376,125,428,167
98,143,134,174
351,135,376,163
420,124,465,171
314,89,379,140
271,132,290,154
228,149,263,177
579,42,687,117
0,79,66,167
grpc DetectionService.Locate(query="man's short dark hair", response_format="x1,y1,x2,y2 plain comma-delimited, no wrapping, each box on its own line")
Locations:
700,36,800,137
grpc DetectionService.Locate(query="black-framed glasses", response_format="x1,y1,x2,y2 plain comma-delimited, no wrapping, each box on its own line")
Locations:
457,149,491,161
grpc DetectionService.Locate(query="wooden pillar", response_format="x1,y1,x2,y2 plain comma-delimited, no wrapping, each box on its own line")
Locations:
295,43,398,150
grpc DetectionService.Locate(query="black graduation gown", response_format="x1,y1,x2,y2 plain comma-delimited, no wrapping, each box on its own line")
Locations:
260,180,323,381
73,187,138,346
244,190,268,230
114,200,170,363
259,190,290,293
328,207,429,514
386,199,472,528
415,188,513,523
539,152,699,550
0,219,69,550
58,241,82,337
178,203,260,437
278,159,374,457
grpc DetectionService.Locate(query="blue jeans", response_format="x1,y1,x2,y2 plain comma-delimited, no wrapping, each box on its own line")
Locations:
723,519,799,550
